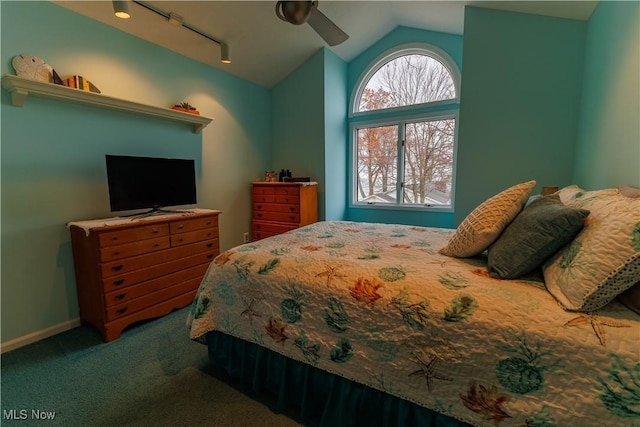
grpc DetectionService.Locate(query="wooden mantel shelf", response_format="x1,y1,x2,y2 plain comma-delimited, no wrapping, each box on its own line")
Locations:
1,74,213,133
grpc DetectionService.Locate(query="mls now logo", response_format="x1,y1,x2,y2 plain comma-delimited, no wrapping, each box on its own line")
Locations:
3,409,56,420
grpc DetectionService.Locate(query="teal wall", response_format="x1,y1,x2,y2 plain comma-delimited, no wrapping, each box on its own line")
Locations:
455,7,586,226
323,49,348,220
345,27,463,228
271,48,348,220
574,0,640,188
1,1,271,344
271,50,326,218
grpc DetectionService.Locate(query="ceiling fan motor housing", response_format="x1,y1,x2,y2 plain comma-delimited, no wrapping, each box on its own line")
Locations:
277,1,318,25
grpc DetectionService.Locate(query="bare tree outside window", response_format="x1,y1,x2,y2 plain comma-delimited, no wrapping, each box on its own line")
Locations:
355,54,456,207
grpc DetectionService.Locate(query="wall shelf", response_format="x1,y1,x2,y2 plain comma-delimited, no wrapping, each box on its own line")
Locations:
1,74,213,133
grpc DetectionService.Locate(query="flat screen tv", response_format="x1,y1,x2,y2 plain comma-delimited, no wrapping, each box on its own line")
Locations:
105,154,197,213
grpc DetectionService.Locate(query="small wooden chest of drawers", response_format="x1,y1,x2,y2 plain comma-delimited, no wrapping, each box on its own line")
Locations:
69,210,220,341
252,182,318,241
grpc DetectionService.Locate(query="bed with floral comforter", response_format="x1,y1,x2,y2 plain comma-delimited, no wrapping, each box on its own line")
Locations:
187,220,639,427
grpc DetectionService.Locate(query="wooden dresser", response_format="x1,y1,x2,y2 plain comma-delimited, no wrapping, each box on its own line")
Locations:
68,209,220,341
252,182,318,241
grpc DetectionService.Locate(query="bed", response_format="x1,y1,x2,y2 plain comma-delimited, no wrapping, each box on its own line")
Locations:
188,183,640,427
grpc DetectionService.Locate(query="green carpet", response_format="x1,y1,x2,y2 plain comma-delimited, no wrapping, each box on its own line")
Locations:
1,308,306,426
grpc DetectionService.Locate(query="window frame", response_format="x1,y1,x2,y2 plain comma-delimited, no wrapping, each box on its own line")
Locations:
349,111,459,212
349,43,461,119
349,43,461,213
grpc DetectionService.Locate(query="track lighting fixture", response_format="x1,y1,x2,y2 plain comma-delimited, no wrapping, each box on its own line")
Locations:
114,1,230,64
113,0,131,19
220,44,231,64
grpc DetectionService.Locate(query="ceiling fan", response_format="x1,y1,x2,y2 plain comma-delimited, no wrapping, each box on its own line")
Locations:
275,1,349,46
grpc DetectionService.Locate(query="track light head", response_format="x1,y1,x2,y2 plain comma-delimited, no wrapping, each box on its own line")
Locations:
113,0,131,19
220,43,231,64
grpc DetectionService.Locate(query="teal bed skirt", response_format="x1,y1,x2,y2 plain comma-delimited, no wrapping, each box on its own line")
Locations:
206,331,471,427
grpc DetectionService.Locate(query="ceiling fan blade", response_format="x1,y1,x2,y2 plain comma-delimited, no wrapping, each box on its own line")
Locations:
307,9,349,46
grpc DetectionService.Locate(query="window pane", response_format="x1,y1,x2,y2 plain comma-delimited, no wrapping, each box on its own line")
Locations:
359,54,456,112
356,126,398,204
403,119,454,206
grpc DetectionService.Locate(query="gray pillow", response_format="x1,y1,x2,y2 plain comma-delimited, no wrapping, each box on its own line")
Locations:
487,194,589,279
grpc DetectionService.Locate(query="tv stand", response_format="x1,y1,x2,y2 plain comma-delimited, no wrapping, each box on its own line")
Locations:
126,208,194,220
68,209,220,341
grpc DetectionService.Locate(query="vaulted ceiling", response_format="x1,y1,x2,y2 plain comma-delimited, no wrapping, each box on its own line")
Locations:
53,1,598,88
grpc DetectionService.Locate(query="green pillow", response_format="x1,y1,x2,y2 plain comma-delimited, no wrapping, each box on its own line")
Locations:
487,194,589,279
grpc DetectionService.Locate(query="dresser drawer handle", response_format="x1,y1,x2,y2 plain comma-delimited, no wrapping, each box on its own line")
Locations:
178,238,184,242
115,293,127,300
154,243,161,247
111,236,118,241
257,213,263,218
284,198,289,203
257,204,262,209
256,224,261,230
152,228,159,234
206,243,213,248
289,207,295,212
112,265,123,272
178,225,184,229
206,221,212,225
207,254,214,259
290,216,295,220
113,279,125,286
116,307,128,315
113,251,120,256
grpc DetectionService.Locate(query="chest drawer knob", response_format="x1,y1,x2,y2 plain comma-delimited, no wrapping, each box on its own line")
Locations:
207,254,214,259
113,279,125,286
290,216,295,220
116,307,128,315
113,251,121,256
178,225,184,229
289,207,295,212
257,213,263,218
257,204,262,209
112,264,123,272
111,236,118,241
154,243,161,247
152,228,159,234
207,243,213,248
206,221,212,225
115,293,127,300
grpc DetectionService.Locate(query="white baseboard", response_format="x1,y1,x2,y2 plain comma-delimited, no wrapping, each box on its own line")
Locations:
1,318,81,354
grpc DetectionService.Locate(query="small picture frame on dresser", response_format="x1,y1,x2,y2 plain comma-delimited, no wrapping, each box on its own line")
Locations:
264,171,278,182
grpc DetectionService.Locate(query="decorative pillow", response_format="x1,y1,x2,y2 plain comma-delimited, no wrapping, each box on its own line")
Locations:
617,282,640,315
543,186,640,312
439,180,536,258
487,195,589,279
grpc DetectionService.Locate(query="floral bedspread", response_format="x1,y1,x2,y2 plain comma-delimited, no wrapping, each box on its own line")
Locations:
187,221,640,427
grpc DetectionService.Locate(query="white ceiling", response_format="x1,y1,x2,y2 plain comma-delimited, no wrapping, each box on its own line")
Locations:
53,1,598,88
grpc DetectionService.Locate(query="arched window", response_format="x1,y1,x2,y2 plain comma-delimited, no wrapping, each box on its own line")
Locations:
350,44,460,210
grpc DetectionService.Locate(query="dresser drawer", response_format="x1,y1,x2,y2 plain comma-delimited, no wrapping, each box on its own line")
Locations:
253,211,300,223
105,277,201,322
101,251,216,292
274,187,300,196
275,195,300,204
252,221,298,234
170,216,218,234
99,236,170,262
98,224,169,247
253,203,300,214
104,264,207,307
253,186,276,196
101,239,219,278
171,228,218,246
253,194,276,203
